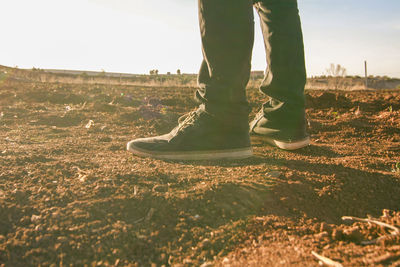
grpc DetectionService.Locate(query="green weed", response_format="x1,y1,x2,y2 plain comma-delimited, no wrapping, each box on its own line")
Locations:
331,111,340,119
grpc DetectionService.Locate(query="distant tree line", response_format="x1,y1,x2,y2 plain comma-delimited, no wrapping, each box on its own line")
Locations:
149,69,182,75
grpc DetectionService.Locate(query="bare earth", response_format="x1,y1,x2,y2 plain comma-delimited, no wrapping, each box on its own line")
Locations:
1,79,400,266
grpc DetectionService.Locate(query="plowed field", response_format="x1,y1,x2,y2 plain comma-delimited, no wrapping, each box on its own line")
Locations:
1,79,400,266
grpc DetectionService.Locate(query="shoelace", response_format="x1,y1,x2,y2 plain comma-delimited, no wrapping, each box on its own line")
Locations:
176,111,200,132
255,109,264,120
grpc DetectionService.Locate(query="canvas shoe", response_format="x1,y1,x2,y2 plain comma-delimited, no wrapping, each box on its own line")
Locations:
127,108,252,160
249,109,310,150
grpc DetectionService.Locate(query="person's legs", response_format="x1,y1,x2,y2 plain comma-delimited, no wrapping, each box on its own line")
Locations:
127,0,255,160
250,0,309,150
196,0,254,123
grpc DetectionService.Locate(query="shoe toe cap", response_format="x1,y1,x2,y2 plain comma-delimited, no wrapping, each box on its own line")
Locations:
127,134,172,152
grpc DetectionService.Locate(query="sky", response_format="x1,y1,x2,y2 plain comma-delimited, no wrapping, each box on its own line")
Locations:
1,0,399,77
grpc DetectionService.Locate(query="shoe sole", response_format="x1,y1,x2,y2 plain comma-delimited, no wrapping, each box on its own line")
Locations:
252,135,310,150
127,142,253,160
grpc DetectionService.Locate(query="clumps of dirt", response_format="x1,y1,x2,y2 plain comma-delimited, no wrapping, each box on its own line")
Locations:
309,210,400,266
36,111,86,127
24,89,87,105
1,79,400,266
310,210,400,246
111,94,142,107
217,210,400,266
306,91,352,109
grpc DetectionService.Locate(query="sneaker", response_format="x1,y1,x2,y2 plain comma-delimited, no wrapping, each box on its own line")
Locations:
249,109,310,150
127,108,253,160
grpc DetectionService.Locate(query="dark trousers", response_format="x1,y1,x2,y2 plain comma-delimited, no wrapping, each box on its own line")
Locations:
196,0,307,126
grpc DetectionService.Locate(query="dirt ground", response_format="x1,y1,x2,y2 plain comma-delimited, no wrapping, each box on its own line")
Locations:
0,79,400,266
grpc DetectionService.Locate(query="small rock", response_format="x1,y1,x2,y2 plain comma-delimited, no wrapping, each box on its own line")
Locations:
183,258,192,264
85,120,94,129
31,214,41,223
5,137,15,142
20,216,31,225
200,262,213,267
323,244,331,249
315,231,329,240
35,224,44,231
343,226,363,242
199,238,211,249
354,106,361,116
320,222,332,233
332,229,343,240
383,95,393,101
382,209,391,219
52,212,60,219
159,253,167,261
